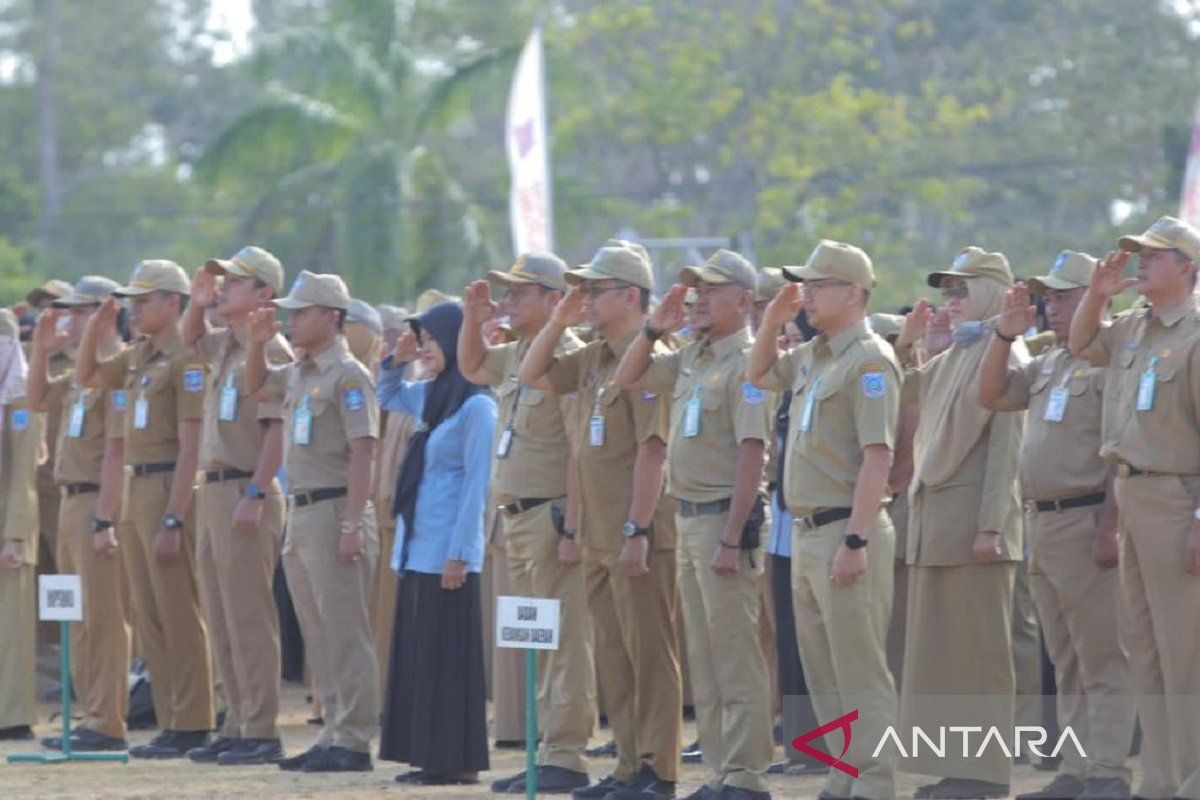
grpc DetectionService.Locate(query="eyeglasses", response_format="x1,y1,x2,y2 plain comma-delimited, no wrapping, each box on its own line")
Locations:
803,279,851,292
940,284,969,300
579,282,630,298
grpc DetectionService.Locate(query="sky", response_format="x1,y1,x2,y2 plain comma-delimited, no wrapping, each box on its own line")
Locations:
207,0,254,65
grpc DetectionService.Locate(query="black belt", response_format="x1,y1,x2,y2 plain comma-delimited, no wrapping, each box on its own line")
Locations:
1030,492,1107,513
792,507,853,530
64,482,100,496
678,498,731,518
131,462,174,478
1115,463,1173,478
204,469,255,484
292,487,347,507
500,497,553,516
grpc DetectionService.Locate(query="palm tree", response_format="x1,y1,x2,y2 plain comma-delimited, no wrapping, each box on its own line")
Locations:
197,2,520,300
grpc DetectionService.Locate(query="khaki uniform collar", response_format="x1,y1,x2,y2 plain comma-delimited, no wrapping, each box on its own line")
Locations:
147,329,184,360
1151,293,1198,328
605,326,641,359
819,317,870,357
304,336,349,373
700,326,751,361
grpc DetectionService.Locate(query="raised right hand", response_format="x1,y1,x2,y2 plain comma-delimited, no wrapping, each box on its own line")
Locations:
191,268,218,308
762,283,803,331
247,307,280,344
33,309,68,352
1090,251,1138,298
390,329,419,363
462,280,495,323
897,299,933,349
551,286,587,328
997,283,1037,339
647,285,689,335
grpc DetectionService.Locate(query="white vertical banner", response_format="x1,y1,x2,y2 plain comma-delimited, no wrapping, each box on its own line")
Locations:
506,27,553,256
1182,96,1200,229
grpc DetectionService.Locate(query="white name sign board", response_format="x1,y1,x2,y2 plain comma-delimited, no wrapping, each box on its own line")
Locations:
496,596,559,651
39,575,83,621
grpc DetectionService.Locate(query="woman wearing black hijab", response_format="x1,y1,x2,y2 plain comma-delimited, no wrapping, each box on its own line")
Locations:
376,301,497,785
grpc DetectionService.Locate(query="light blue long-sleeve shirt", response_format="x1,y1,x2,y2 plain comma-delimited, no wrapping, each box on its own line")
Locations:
378,358,496,575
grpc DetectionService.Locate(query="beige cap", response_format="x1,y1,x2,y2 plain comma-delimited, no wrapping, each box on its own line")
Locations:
377,304,409,332
566,246,655,291
1118,215,1200,263
347,298,383,334
25,279,73,307
486,252,569,291
415,288,451,313
679,249,756,291
927,246,1013,288
1028,250,1097,294
783,239,875,289
204,245,285,294
52,275,121,307
602,238,652,269
273,270,351,311
868,313,905,339
0,308,17,338
113,260,190,297
754,267,787,303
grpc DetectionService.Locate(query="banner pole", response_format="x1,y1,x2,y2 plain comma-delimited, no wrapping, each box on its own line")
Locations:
525,648,538,798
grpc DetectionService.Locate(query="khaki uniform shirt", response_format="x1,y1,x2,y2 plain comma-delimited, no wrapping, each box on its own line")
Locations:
481,332,582,503
545,329,671,550
47,374,124,485
641,327,771,502
993,345,1107,501
96,331,206,464
1,401,44,564
758,318,900,514
261,337,379,493
39,351,73,469
1079,295,1200,474
195,329,293,472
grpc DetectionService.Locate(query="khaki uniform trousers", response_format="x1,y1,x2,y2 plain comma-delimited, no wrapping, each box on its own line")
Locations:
0,562,36,728
370,511,399,691
1115,474,1200,800
282,496,379,753
1026,505,1133,783
57,491,130,739
584,543,682,783
676,511,773,793
793,511,897,800
196,479,284,740
886,493,909,686
38,463,60,568
899,562,1016,786
505,500,595,773
120,472,213,731
1012,558,1044,728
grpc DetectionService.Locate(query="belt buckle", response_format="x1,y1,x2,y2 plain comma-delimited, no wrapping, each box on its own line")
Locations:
1117,463,1131,478
792,514,814,531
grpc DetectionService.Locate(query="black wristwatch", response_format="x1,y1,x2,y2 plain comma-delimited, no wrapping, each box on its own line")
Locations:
244,483,265,500
642,321,664,343
560,529,577,542
92,518,114,534
161,513,184,531
844,533,869,550
622,521,651,539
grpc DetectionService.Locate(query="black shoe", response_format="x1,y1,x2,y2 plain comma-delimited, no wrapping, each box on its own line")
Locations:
605,763,676,799
573,775,628,799
130,730,210,759
496,738,528,749
768,760,829,776
306,715,324,726
1078,777,1131,800
719,789,771,800
217,738,285,766
505,765,590,794
301,745,372,772
916,778,1010,799
0,725,34,741
681,739,703,764
186,735,239,763
41,727,128,752
1035,756,1063,772
278,745,325,771
492,769,527,792
818,793,848,800
1016,774,1086,800
586,739,618,758
680,787,719,800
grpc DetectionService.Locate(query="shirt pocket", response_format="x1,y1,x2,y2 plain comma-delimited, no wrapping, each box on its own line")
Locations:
515,386,545,429
1029,370,1055,396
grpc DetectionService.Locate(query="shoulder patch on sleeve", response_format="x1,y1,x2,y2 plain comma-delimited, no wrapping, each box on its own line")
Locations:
741,382,766,405
860,371,886,399
343,382,366,412
183,368,206,393
11,408,29,431
111,390,127,411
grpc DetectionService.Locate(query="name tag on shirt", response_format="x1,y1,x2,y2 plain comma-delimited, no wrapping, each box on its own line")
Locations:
293,397,313,445
683,389,701,438
218,374,238,422
133,394,149,430
68,399,86,438
1043,387,1068,422
798,379,821,432
589,413,605,447
1136,359,1158,412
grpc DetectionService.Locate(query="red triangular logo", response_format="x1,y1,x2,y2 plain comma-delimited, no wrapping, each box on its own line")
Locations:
791,708,860,779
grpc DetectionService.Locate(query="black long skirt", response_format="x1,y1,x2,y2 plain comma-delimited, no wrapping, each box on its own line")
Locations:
378,570,489,774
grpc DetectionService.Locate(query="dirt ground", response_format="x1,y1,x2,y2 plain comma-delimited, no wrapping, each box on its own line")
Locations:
1,684,1141,799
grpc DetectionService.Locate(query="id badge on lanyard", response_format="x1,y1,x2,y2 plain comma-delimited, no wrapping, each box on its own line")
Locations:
133,393,150,430
589,384,606,447
1043,384,1069,422
798,378,821,432
293,395,313,445
67,393,87,438
1136,356,1158,412
218,372,238,422
683,386,701,438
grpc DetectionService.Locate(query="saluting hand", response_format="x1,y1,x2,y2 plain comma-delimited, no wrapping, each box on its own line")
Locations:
1091,251,1138,298
997,283,1037,340
390,328,419,363
32,309,69,353
896,299,933,349
648,285,689,336
91,297,119,335
192,268,219,308
247,307,280,344
550,286,587,329
462,280,496,324
761,283,803,332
